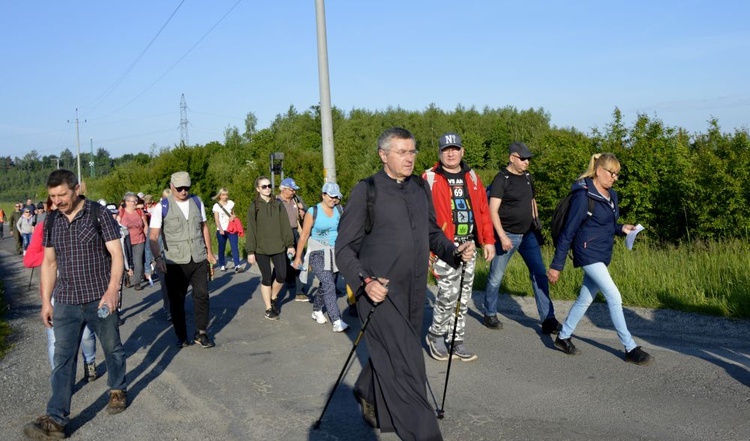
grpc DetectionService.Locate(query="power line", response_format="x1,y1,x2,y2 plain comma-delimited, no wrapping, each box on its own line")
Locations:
81,0,187,117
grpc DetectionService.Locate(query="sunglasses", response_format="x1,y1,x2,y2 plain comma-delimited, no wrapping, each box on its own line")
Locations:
513,155,530,162
259,184,272,189
175,186,190,192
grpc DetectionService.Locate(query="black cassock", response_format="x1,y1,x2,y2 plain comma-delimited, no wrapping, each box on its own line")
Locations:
336,170,457,441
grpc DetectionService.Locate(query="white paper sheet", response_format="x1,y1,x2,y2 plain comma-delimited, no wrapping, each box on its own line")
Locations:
625,224,645,250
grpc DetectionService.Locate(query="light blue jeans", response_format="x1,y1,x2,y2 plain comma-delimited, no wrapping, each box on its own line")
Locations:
558,262,637,352
46,325,96,370
484,231,555,322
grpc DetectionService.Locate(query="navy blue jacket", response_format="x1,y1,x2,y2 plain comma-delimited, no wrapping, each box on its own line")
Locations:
550,177,625,271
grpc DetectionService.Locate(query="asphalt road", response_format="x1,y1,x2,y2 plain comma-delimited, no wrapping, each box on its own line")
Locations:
1,227,749,441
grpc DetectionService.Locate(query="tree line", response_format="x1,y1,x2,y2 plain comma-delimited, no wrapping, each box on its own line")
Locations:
4,105,748,244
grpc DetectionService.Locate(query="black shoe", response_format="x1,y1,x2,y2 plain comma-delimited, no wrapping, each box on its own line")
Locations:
353,390,378,428
554,336,581,355
264,308,279,320
541,318,562,335
133,284,143,291
625,346,653,365
176,340,190,348
483,314,503,330
270,297,280,315
194,332,215,348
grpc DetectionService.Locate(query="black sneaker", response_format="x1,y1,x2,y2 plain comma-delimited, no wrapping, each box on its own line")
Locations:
353,390,378,428
624,346,653,365
554,336,581,355
194,332,215,348
483,314,503,330
270,297,280,315
176,340,190,349
264,308,279,320
541,318,562,335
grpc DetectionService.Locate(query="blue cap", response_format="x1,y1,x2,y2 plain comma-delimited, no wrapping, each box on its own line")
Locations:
280,178,299,190
321,182,342,198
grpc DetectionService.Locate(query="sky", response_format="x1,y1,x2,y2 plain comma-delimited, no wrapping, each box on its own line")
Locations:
1,0,748,160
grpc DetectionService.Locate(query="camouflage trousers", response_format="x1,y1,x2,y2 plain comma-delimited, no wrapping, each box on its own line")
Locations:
427,253,476,343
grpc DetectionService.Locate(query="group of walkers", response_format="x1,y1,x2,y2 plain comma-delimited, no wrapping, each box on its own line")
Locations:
17,126,653,441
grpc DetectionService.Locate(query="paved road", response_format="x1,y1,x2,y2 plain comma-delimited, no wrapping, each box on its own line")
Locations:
1,228,749,440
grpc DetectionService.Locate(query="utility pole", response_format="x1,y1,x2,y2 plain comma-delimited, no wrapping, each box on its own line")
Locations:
67,108,86,181
180,94,189,147
315,0,336,184
89,138,95,177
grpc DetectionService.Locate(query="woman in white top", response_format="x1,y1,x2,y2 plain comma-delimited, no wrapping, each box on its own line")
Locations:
212,188,241,272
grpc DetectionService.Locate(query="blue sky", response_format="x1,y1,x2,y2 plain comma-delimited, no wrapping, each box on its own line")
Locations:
2,1,748,160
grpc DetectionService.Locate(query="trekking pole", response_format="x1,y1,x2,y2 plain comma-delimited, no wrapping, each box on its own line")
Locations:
313,299,379,430
436,261,465,419
28,267,35,290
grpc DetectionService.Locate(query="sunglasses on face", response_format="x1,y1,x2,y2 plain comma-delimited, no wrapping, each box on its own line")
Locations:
259,184,272,190
513,155,530,162
175,186,190,192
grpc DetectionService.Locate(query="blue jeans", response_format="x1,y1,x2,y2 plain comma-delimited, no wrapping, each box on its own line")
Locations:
559,262,637,351
47,301,126,426
216,231,240,267
46,325,96,370
484,231,555,321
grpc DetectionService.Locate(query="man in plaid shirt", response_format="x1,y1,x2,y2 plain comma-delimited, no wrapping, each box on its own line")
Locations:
24,169,127,440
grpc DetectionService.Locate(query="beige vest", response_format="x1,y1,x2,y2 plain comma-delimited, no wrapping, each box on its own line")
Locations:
162,195,207,265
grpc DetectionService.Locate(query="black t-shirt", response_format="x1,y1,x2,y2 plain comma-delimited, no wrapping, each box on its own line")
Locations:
489,169,535,235
442,170,474,241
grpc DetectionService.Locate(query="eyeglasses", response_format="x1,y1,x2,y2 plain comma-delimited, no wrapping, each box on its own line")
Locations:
175,186,190,192
259,184,272,190
512,155,530,162
602,168,620,179
389,149,418,157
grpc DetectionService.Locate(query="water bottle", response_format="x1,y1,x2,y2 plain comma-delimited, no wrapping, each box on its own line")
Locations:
287,251,294,261
98,303,110,319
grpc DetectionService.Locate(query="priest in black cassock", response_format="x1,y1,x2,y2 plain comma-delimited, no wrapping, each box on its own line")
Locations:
336,127,475,441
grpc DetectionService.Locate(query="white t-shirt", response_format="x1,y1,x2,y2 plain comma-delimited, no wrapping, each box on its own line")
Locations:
212,200,235,230
149,197,207,229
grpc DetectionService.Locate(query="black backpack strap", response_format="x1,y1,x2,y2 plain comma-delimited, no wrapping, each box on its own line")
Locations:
44,210,59,246
363,176,376,235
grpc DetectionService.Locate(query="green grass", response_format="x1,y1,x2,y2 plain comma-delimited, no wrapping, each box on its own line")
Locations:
0,280,12,358
473,238,750,319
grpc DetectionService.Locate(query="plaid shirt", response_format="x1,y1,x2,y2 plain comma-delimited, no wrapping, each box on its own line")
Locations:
43,198,121,304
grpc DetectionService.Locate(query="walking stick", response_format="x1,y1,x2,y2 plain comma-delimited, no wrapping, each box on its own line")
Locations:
313,299,380,430
28,267,35,290
436,261,466,419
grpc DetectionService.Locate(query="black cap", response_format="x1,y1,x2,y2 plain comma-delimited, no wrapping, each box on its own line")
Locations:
509,142,533,158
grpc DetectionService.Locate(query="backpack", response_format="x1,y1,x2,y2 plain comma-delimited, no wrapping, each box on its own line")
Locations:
486,168,534,200
311,203,343,224
160,195,202,251
424,168,478,190
550,190,596,248
361,174,429,235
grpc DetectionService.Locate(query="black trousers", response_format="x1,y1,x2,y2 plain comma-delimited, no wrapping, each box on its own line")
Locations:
165,259,210,342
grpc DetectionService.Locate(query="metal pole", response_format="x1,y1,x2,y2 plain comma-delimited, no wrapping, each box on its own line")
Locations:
75,109,82,180
314,0,336,183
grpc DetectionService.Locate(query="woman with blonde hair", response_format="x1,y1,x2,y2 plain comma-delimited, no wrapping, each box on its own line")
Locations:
548,153,652,365
246,176,295,320
212,187,242,272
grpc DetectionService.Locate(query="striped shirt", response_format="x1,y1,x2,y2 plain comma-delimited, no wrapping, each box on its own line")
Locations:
43,198,121,304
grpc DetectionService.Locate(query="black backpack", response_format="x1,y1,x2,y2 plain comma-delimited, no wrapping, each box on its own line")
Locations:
550,189,595,248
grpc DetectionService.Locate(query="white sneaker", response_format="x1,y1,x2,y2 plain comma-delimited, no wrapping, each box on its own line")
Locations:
220,265,226,272
311,310,327,324
332,319,349,333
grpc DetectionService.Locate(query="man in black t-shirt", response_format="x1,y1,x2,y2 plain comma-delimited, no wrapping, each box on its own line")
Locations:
483,142,561,335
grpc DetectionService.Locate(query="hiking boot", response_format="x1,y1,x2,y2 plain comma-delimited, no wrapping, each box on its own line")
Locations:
295,293,309,302
353,390,378,428
270,297,280,315
625,346,653,365
541,318,562,335
264,308,279,320
311,310,327,324
23,415,65,439
106,389,127,415
554,336,581,355
483,314,503,330
84,362,97,382
425,333,449,361
332,319,349,333
194,331,215,348
450,341,478,362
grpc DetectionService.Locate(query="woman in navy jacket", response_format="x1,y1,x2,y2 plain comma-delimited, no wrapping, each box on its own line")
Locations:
547,153,652,365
